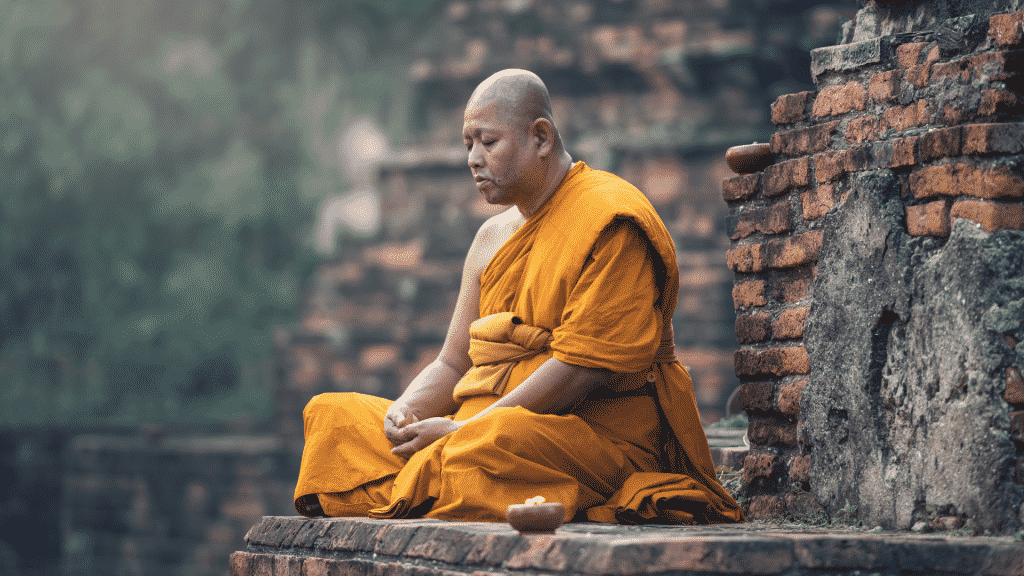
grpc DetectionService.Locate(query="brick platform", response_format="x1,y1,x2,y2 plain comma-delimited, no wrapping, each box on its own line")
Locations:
230,516,1023,575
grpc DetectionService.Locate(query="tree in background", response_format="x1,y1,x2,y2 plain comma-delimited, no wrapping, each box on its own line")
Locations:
0,0,439,427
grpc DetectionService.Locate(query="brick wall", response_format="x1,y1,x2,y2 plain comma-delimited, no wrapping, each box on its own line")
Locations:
728,4,1024,531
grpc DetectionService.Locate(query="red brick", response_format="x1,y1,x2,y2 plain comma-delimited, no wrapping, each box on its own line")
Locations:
776,273,813,303
763,157,811,196
748,417,799,447
1006,366,1024,405
802,184,835,220
932,56,976,83
735,346,810,377
230,552,255,576
979,89,1019,115
773,307,810,340
778,379,807,417
767,230,824,269
846,115,881,143
940,103,966,126
967,165,1024,199
771,91,815,125
990,12,1024,46
951,199,1024,232
907,200,952,236
743,453,781,483
771,121,839,157
910,164,959,199
920,126,963,162
731,201,793,240
843,143,876,172
733,280,767,309
962,122,1024,155
813,150,846,183
1011,410,1024,443
889,136,919,168
896,42,928,68
722,173,761,202
868,69,901,104
301,558,331,576
747,495,785,520
738,380,775,411
906,62,931,88
811,81,868,118
727,243,766,273
736,313,772,343
788,454,811,483
252,553,275,576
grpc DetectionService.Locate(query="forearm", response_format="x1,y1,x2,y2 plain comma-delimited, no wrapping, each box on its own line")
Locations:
464,357,611,423
394,359,463,419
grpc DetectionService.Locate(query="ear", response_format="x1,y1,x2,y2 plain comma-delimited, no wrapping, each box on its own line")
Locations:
531,118,555,158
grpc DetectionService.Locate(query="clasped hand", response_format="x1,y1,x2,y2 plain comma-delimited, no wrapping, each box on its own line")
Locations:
384,405,462,459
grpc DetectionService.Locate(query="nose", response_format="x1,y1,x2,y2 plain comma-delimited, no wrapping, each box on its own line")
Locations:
467,142,483,169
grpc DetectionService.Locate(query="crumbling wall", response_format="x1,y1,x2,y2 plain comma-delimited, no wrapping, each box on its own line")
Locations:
727,0,1024,533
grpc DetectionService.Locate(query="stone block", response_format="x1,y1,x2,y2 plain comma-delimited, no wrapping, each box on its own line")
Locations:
733,280,767,309
739,380,776,413
763,157,811,196
868,69,900,104
727,243,766,273
771,122,839,157
907,200,952,237
771,91,815,125
773,308,810,341
735,313,771,344
766,231,825,269
722,173,761,202
811,37,894,82
802,184,836,221
813,150,846,183
812,82,868,118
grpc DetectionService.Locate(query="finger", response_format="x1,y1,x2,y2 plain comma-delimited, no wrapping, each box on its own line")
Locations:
391,437,422,459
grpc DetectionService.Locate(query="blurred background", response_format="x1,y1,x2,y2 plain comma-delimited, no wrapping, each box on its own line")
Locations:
0,0,856,574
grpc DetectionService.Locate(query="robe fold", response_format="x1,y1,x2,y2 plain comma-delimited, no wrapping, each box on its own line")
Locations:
294,161,745,524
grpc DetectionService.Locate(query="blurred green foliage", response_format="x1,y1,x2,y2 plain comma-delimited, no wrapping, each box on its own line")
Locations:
0,0,439,426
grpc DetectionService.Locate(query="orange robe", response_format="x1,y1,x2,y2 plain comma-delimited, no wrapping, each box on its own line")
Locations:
295,162,744,524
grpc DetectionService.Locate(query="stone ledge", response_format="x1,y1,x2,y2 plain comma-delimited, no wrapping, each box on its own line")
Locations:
232,516,1024,575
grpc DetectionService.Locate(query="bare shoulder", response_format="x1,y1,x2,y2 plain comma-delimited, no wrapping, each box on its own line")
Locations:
465,207,524,276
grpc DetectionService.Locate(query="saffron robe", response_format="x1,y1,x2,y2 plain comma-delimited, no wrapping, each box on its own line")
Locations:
294,162,744,524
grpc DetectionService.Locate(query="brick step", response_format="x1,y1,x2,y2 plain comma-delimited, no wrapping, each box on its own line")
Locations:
231,516,1022,576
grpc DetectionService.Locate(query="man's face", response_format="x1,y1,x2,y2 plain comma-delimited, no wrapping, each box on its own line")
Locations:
462,100,536,206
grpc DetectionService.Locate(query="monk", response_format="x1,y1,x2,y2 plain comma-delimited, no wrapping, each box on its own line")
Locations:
293,69,745,525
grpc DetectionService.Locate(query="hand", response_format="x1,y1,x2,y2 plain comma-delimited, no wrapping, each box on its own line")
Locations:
390,417,462,459
384,403,419,447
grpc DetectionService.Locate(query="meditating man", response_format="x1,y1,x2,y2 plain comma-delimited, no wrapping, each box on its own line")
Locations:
294,69,744,524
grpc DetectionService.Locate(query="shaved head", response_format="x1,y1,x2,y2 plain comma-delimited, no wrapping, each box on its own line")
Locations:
466,69,559,144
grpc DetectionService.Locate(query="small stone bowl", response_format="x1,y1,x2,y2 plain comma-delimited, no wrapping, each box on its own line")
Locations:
725,143,774,174
506,502,565,533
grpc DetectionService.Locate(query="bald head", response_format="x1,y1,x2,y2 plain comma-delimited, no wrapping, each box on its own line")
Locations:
466,69,559,146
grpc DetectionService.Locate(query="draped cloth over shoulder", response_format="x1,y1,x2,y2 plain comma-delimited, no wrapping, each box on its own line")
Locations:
294,161,744,524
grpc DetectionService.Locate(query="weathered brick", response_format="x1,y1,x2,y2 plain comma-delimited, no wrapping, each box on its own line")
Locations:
730,201,793,240
733,280,767,309
771,91,815,125
767,231,824,269
788,454,811,483
883,99,932,131
775,273,813,303
773,307,810,340
951,199,1024,232
735,346,810,377
910,164,958,199
932,55,979,83
230,552,255,576
967,165,1024,198
1011,410,1024,443
889,136,919,168
846,115,881,143
962,122,1024,154
940,103,966,126
722,173,761,202
748,417,799,447
763,157,811,196
868,69,901,104
907,200,952,236
990,12,1024,46
813,150,845,183
1006,366,1024,405
777,379,806,417
897,42,928,68
802,184,835,220
742,453,781,484
738,380,775,412
252,553,275,576
979,89,1019,115
747,495,785,520
843,143,876,172
812,81,868,118
771,121,839,157
301,558,332,576
920,126,963,162
727,243,766,273
736,313,772,343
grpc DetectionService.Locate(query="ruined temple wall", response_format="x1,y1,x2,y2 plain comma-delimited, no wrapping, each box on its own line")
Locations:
727,2,1024,533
